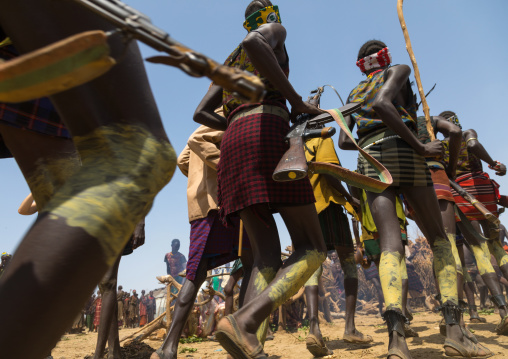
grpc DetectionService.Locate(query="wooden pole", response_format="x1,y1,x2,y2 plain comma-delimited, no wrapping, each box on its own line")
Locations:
238,219,244,257
397,0,435,141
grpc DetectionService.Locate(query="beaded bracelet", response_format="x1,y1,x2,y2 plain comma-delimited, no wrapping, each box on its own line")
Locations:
489,160,502,170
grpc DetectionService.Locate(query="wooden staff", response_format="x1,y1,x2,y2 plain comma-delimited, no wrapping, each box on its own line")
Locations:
238,219,244,257
397,0,435,141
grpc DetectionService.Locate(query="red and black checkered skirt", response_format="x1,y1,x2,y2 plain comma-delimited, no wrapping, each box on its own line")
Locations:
452,171,500,221
217,104,315,223
186,210,250,281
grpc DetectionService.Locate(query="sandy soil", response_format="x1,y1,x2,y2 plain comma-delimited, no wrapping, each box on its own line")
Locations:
52,310,508,359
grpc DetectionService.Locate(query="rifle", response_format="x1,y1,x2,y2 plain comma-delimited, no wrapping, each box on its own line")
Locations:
449,179,500,227
272,86,361,182
73,0,265,103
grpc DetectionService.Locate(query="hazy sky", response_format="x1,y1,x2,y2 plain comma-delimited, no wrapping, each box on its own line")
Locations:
1,0,507,292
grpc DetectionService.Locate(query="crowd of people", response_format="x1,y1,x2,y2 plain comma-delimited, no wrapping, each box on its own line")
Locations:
0,1,507,359
82,288,157,333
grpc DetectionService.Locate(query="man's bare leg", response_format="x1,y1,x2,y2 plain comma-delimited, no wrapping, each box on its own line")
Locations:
94,255,122,359
216,204,326,357
337,248,372,343
0,1,175,356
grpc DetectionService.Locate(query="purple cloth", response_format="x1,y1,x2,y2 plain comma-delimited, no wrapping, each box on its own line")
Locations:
186,210,249,281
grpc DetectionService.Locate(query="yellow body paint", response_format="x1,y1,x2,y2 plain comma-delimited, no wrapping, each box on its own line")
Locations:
304,265,322,287
470,242,495,275
341,253,358,280
268,250,325,311
26,154,81,211
253,267,277,344
489,240,508,267
432,237,458,305
379,251,403,311
43,124,176,266
448,233,463,275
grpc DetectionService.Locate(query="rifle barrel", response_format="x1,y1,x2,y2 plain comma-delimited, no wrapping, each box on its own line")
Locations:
307,102,362,126
75,0,181,56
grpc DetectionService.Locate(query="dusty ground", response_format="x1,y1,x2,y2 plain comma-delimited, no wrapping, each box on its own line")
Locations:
52,310,508,359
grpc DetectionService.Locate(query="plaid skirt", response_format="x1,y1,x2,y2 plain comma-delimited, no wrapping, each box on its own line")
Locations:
0,44,70,158
318,202,353,250
452,171,500,221
217,103,315,222
186,210,250,281
358,129,432,188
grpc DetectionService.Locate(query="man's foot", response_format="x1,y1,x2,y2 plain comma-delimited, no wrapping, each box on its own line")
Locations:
387,332,412,359
403,323,418,338
343,329,373,344
496,315,508,335
149,348,176,359
470,315,487,324
444,337,493,357
306,334,333,357
215,315,267,358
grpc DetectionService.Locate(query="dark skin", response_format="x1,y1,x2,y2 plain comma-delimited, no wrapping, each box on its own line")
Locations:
224,268,245,316
194,20,326,357
457,129,508,291
339,64,485,358
305,181,368,344
0,1,172,357
93,221,145,359
500,224,507,244
352,219,385,315
151,252,253,359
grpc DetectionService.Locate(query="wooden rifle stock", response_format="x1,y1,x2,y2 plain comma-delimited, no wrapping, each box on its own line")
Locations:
273,102,361,182
449,179,500,226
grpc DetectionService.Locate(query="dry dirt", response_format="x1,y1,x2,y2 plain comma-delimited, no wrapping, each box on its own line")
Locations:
52,310,508,359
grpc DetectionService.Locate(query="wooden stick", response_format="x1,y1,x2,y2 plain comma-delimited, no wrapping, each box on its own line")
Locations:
238,219,243,257
397,0,435,141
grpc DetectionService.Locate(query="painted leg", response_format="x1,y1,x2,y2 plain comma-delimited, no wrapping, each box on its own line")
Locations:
304,266,332,357
215,204,326,358
366,188,410,359
0,2,176,356
338,251,372,344
462,222,508,321
94,255,121,359
403,187,490,357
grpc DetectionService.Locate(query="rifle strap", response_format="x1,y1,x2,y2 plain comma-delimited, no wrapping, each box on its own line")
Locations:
0,31,115,103
308,109,393,193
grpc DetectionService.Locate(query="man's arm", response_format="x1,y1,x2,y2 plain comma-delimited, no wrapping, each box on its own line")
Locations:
177,144,191,177
463,129,506,176
132,218,145,249
242,23,323,119
338,115,357,151
194,85,227,130
187,125,223,171
372,65,442,157
435,116,462,179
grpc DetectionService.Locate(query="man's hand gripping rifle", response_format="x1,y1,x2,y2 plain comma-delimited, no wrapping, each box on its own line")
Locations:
74,0,265,103
273,87,361,182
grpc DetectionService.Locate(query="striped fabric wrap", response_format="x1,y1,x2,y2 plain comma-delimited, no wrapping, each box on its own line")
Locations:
308,108,392,193
452,171,500,221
